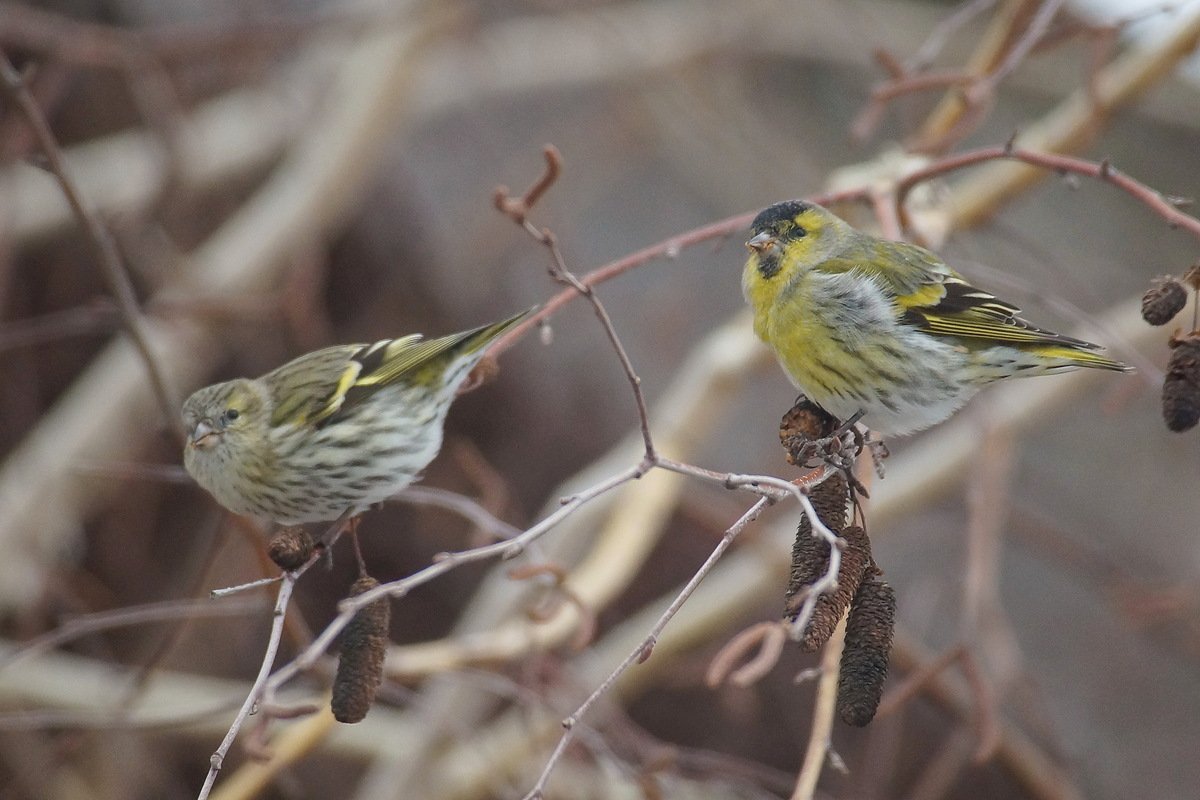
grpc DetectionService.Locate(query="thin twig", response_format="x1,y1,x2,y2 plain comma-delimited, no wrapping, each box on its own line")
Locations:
895,145,1200,242
196,573,298,800
198,515,352,799
703,621,789,688
521,496,773,799
486,185,876,361
0,301,120,352
972,0,1067,97
496,147,658,459
210,576,283,600
264,463,647,693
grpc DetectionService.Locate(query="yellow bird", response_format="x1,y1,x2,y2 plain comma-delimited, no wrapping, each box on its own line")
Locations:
742,200,1130,436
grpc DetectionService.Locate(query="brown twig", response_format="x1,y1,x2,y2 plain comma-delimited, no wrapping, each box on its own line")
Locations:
493,145,563,224
0,596,264,673
521,496,773,800
858,0,1069,151
0,1,354,69
487,184,875,362
851,70,977,143
0,48,182,439
895,145,1200,241
510,562,599,651
495,146,658,460
971,0,1067,98
704,621,788,689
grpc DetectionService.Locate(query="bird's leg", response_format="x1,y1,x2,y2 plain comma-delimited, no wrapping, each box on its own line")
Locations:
799,410,865,472
348,516,368,578
313,509,359,569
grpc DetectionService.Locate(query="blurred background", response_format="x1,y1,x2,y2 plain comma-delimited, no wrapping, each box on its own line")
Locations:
1,0,1199,798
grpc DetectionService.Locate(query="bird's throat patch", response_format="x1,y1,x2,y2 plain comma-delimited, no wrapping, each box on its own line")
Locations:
756,252,782,280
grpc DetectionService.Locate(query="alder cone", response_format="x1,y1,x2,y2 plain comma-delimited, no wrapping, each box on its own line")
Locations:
331,576,391,724
1163,336,1200,432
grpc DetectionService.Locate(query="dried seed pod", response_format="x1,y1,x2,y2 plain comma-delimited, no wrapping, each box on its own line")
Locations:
1141,277,1188,326
331,576,391,724
267,526,315,571
837,576,896,727
783,473,848,608
792,525,872,652
779,398,838,466
1163,335,1200,432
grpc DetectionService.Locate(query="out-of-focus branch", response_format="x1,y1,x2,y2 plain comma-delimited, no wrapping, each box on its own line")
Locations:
0,83,306,248
949,4,1200,228
890,634,1085,800
914,0,1046,150
0,48,181,437
791,617,846,800
896,145,1200,241
207,704,336,800
0,0,432,610
0,640,421,757
0,597,264,672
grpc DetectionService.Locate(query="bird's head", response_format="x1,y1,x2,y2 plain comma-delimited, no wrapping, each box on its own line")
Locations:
181,378,271,467
744,200,850,281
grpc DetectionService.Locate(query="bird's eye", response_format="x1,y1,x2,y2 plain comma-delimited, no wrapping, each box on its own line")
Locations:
794,226,807,238
222,408,240,424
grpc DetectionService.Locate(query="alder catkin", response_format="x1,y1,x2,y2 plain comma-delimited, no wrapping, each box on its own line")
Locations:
837,576,896,727
1163,335,1200,432
267,526,315,571
791,525,872,652
779,398,839,466
1141,277,1188,326
783,472,848,610
331,576,391,724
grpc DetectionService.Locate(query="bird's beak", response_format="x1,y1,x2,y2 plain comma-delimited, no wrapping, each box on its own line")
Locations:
189,420,220,449
745,232,776,253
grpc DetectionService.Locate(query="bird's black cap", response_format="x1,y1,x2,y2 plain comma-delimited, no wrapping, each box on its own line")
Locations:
751,200,811,232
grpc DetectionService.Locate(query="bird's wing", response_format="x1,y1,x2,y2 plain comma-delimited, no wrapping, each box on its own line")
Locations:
828,240,1100,349
819,238,949,296
886,246,1100,349
268,333,459,428
265,342,393,429
267,310,531,429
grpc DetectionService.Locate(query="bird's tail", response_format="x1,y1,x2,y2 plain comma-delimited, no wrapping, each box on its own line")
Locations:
451,306,536,356
1032,344,1133,373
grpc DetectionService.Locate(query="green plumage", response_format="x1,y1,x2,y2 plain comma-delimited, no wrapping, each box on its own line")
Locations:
742,200,1130,435
181,309,531,524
